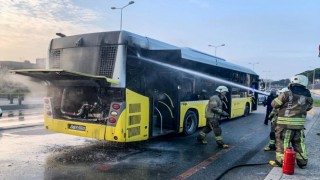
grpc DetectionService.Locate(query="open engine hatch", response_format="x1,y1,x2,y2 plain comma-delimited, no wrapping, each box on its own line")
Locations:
10,69,119,87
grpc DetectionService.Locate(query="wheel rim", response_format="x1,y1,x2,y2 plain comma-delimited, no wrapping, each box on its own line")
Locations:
245,105,249,115
186,114,195,132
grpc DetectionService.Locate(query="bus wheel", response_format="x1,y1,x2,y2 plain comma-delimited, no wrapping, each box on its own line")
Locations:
183,111,198,136
243,104,250,117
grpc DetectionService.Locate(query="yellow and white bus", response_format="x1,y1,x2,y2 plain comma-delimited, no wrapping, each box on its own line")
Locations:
12,31,259,142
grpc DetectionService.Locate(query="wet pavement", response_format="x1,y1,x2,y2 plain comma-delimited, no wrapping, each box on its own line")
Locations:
1,99,320,180
0,105,273,180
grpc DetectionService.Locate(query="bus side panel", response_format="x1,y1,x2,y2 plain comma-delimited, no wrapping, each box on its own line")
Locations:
230,98,252,118
231,99,242,118
44,116,106,140
125,89,149,142
179,100,208,133
105,112,127,142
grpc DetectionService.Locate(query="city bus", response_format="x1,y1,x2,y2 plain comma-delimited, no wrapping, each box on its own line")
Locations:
12,31,259,142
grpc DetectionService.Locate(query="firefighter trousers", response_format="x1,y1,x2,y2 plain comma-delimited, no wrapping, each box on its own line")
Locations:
197,118,224,145
275,125,308,167
268,119,277,148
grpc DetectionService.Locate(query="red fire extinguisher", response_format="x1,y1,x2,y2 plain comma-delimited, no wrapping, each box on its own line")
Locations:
282,146,296,175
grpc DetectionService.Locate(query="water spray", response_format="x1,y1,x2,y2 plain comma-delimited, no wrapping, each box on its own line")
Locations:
133,53,268,95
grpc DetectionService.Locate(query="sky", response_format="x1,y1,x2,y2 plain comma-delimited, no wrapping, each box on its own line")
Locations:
0,0,319,80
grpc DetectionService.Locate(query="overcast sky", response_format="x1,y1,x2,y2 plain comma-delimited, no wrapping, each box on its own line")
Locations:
0,0,319,80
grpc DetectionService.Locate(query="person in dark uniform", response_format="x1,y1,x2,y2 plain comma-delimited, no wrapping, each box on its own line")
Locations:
263,89,277,125
264,87,289,151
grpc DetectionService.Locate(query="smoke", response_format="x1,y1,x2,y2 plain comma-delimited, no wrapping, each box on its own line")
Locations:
0,67,46,97
12,75,46,97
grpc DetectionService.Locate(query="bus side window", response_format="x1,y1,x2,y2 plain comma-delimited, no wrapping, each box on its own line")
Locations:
178,77,194,101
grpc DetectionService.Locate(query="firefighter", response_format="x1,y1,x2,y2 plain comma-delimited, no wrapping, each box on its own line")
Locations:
197,86,230,149
269,75,313,168
263,89,278,125
264,87,289,151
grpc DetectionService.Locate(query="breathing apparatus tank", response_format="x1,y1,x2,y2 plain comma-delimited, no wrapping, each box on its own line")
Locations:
282,147,296,175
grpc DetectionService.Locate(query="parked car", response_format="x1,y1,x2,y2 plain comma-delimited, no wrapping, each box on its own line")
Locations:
258,94,266,105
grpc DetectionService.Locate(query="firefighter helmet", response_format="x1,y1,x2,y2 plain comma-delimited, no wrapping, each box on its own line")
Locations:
216,86,229,93
279,87,289,93
290,75,308,87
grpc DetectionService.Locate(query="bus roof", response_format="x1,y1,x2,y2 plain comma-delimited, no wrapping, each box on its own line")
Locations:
51,31,257,76
180,48,256,75
123,31,257,76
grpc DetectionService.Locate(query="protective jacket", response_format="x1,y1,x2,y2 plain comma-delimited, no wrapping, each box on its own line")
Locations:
205,95,226,118
271,85,313,129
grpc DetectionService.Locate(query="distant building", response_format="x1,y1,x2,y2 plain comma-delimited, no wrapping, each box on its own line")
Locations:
0,59,46,69
36,58,46,68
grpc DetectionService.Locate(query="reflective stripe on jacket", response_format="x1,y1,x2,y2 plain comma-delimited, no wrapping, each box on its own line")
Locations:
271,88,313,129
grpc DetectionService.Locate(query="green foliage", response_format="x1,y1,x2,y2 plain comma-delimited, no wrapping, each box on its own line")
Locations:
301,68,319,84
271,79,290,87
270,68,319,88
313,99,320,107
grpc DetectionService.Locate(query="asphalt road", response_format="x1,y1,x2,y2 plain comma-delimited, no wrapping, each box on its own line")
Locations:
0,106,276,180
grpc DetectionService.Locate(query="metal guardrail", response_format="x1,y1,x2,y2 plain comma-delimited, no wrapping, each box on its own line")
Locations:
0,93,26,105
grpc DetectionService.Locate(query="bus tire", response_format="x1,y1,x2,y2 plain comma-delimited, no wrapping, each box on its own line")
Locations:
243,103,250,117
183,110,198,136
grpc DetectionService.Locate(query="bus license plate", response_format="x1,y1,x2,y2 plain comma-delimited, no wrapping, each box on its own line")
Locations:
68,124,86,131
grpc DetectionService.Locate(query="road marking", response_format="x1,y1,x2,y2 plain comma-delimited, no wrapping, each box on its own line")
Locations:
172,147,234,180
1,133,21,137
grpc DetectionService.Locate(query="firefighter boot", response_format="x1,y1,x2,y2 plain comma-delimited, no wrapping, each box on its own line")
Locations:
197,132,208,144
217,141,229,149
264,144,276,151
269,160,282,167
298,165,306,169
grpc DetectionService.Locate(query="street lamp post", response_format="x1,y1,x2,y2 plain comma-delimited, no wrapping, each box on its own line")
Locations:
208,44,225,56
111,1,135,31
263,70,271,90
312,69,316,90
248,62,259,71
